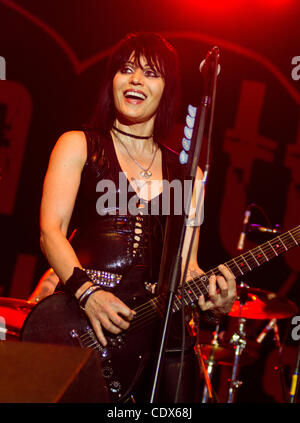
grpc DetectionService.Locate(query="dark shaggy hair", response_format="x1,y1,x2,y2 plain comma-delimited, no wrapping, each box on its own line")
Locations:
89,32,180,142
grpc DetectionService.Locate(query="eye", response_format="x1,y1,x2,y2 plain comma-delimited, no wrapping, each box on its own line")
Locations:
144,68,160,78
120,64,135,74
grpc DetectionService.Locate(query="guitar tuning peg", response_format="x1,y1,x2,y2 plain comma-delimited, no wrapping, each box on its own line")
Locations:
182,137,191,151
179,150,188,164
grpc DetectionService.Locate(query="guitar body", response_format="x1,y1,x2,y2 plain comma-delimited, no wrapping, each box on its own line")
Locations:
20,291,158,402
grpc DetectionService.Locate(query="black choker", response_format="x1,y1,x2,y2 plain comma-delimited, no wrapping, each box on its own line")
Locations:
112,125,153,140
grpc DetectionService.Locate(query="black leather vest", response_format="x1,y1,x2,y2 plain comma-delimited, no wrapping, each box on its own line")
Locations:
71,130,184,297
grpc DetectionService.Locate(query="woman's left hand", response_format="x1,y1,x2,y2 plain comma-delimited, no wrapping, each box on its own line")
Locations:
197,264,237,314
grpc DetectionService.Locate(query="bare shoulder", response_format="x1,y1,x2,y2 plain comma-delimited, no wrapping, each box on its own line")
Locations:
54,130,87,154
50,130,87,167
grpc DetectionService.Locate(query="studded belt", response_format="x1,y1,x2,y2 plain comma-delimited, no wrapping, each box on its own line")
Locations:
83,268,122,288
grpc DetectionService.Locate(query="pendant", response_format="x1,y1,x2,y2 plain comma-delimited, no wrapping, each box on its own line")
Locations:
140,170,152,178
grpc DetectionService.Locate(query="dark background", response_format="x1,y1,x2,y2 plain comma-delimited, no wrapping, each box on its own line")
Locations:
0,0,299,402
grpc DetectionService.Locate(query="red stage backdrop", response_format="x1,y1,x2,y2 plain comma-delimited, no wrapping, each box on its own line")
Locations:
0,0,299,402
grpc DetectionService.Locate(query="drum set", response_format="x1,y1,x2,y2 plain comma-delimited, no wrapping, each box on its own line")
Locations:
195,282,299,403
0,297,34,341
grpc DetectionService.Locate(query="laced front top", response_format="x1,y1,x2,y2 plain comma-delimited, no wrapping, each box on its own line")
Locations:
70,130,170,297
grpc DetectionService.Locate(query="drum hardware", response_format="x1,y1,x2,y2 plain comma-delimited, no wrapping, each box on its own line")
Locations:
226,282,298,403
227,316,247,403
229,286,298,320
0,297,35,309
256,318,281,348
201,323,220,403
0,320,20,340
226,281,250,403
191,311,219,403
0,297,34,340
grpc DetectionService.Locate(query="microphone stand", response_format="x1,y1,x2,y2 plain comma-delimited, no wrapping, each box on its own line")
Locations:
149,47,220,403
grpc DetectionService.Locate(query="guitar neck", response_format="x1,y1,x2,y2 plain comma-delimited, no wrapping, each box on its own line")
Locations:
172,225,300,312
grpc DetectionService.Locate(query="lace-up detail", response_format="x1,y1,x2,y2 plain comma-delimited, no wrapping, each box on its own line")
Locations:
72,131,174,289
131,214,150,259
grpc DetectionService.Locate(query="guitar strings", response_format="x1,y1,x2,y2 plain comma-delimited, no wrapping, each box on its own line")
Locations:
127,280,207,334
186,228,300,297
79,227,300,344
128,279,204,332
128,227,300,333
128,276,210,333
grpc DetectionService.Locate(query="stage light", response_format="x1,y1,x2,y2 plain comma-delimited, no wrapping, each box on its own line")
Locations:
262,0,293,5
171,0,294,12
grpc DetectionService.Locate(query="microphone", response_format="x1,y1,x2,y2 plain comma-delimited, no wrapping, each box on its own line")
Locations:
248,224,281,234
237,205,252,250
256,319,277,344
199,46,221,76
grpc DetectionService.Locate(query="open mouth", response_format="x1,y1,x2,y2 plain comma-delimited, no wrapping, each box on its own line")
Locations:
124,90,147,101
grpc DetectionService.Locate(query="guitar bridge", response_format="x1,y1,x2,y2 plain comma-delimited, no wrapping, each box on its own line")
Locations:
70,327,111,360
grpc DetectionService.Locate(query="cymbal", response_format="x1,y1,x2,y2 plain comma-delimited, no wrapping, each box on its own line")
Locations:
0,297,35,310
229,287,298,319
200,343,258,366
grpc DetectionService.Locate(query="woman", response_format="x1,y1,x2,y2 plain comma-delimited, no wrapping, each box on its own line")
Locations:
38,32,236,401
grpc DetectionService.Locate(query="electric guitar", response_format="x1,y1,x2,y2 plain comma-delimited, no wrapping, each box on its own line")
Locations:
21,225,300,402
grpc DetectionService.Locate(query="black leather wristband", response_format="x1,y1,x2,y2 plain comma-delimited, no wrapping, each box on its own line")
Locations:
64,267,92,297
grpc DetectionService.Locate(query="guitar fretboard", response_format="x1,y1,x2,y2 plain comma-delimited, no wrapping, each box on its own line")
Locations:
172,225,300,312
128,225,299,334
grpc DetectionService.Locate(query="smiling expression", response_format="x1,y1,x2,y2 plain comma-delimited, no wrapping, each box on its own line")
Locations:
112,54,165,126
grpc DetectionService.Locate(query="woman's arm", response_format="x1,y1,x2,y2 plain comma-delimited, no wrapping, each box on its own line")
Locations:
181,166,237,315
28,268,59,303
40,131,135,345
40,131,86,281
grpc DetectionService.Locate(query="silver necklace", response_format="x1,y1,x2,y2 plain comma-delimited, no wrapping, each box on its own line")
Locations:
112,130,158,179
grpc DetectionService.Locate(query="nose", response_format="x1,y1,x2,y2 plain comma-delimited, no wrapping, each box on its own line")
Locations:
129,68,144,85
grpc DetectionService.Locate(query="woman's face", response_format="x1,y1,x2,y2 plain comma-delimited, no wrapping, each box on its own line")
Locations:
112,53,165,126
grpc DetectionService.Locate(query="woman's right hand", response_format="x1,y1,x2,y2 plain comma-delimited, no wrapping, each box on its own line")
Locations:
83,289,136,346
